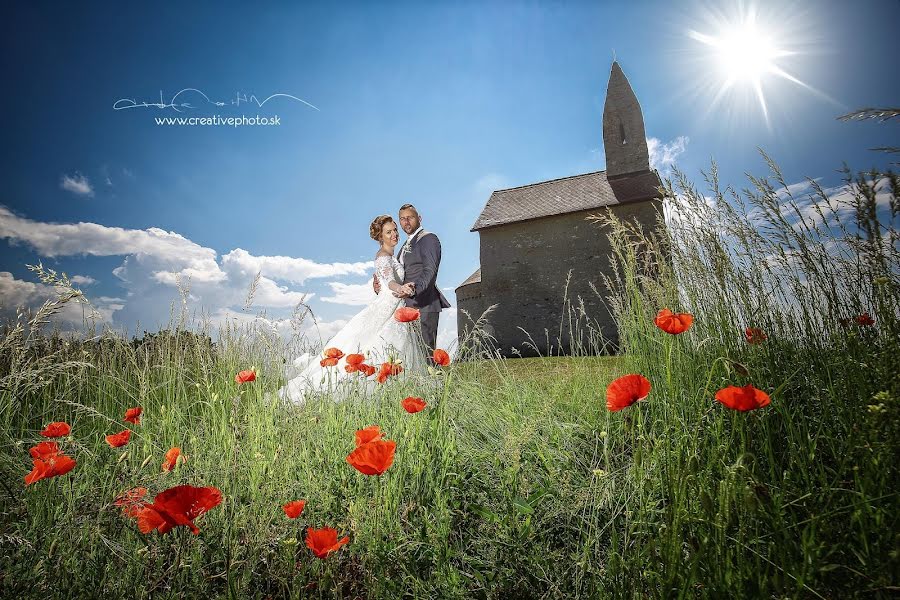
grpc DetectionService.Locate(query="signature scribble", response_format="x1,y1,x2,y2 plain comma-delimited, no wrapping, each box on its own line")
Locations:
113,89,319,112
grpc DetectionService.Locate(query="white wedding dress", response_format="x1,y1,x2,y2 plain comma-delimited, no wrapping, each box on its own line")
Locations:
279,254,427,403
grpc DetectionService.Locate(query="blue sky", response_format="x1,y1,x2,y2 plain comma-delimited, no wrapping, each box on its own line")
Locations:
1,0,897,348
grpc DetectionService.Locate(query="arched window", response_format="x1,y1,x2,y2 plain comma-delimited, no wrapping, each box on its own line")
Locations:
619,120,628,145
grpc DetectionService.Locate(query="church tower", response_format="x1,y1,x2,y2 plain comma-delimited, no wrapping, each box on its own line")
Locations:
602,61,651,178
456,60,663,357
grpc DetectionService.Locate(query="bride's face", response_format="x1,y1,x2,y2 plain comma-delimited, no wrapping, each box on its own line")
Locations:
381,221,399,248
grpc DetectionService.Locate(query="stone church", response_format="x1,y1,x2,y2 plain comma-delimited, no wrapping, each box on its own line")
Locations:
455,61,663,357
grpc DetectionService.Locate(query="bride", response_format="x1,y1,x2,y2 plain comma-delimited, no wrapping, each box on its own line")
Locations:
279,215,428,403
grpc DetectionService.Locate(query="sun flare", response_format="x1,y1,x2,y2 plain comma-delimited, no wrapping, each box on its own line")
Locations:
686,4,830,127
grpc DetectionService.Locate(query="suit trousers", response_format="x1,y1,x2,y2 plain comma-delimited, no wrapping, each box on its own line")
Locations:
419,310,440,356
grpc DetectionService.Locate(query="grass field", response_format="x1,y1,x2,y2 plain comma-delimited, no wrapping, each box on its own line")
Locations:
1,161,898,598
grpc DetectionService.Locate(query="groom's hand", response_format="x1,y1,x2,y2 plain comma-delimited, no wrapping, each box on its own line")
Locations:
372,274,381,295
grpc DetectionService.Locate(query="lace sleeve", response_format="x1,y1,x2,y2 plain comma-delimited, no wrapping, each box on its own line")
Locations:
374,255,397,289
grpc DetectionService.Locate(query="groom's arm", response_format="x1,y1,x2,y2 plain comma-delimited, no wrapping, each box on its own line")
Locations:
409,234,441,298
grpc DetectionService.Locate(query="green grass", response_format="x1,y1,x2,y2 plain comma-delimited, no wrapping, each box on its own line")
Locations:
1,158,898,598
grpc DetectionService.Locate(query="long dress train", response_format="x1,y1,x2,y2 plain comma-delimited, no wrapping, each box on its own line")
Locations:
279,254,427,403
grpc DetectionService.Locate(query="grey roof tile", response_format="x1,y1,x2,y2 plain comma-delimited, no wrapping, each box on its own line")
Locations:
471,169,662,231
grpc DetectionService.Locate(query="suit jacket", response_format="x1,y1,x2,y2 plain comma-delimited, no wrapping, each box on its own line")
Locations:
399,229,451,313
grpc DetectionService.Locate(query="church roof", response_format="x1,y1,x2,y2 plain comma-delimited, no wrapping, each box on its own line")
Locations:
470,169,662,232
456,268,481,289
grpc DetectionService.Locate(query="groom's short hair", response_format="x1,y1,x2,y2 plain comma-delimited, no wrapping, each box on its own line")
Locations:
399,203,418,215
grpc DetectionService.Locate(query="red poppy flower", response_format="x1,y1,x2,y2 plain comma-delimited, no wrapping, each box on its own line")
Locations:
654,308,694,335
344,363,359,373
355,425,382,447
432,349,450,367
605,374,652,411
394,307,420,323
162,447,183,472
30,441,61,460
106,429,131,448
377,361,403,383
235,369,256,384
40,422,71,438
346,353,365,367
323,347,344,360
320,357,339,368
135,485,223,535
855,312,875,326
346,439,396,475
124,407,142,424
401,396,427,413
744,327,768,345
361,364,377,377
283,500,306,519
715,384,771,411
24,446,76,485
115,486,148,518
305,526,349,559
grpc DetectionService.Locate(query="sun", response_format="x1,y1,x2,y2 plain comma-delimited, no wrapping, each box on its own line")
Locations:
709,24,779,82
686,4,830,127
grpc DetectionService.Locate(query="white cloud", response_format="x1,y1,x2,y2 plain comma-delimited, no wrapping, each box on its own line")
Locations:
221,248,370,286
0,207,382,341
436,307,458,353
320,282,376,306
647,136,689,177
0,271,116,330
60,173,94,197
70,275,96,285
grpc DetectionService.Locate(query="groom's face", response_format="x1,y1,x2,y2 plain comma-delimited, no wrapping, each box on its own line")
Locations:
398,208,420,235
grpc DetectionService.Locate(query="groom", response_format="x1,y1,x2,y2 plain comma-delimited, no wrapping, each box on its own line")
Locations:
373,203,450,355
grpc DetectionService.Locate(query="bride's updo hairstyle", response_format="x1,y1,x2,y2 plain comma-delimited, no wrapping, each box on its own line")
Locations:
370,214,394,242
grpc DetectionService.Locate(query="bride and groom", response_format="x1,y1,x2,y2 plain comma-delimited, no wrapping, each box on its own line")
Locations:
280,204,451,402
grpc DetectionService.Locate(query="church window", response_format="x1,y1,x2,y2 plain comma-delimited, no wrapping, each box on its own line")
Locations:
619,120,628,145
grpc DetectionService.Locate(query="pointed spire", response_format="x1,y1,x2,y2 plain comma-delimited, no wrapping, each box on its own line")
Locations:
602,61,650,178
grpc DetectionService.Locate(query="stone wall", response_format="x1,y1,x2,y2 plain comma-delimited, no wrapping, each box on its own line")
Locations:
460,199,661,357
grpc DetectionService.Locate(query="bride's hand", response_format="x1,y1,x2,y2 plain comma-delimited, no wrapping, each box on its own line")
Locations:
373,273,381,295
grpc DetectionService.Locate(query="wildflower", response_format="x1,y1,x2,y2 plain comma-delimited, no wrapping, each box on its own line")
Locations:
654,308,694,335
744,327,767,345
323,348,344,360
432,349,450,366
40,422,71,438
283,500,306,519
360,364,377,377
855,312,875,326
715,384,771,411
124,407,142,425
355,425,382,447
305,526,349,559
377,360,403,383
134,485,222,535
605,374,651,412
394,307,420,323
105,430,131,448
25,442,76,485
114,487,148,518
162,447,183,472
345,353,366,373
235,369,256,384
320,357,339,368
346,439,396,475
30,441,61,460
401,396,426,413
